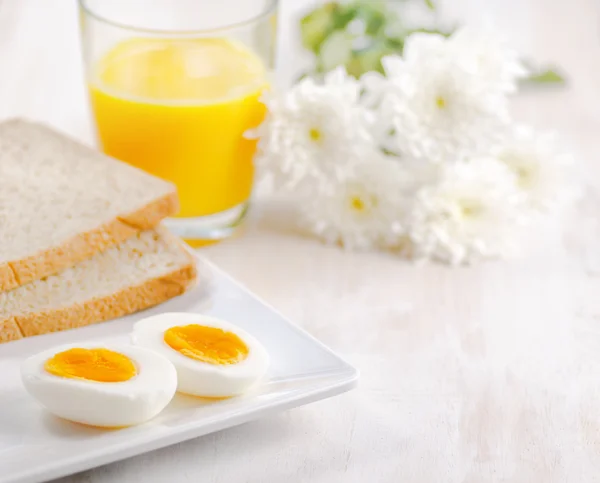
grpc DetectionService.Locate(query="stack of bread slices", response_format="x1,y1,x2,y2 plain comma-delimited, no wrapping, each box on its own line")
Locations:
0,120,197,343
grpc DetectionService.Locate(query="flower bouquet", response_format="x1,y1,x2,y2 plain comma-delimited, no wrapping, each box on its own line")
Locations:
254,28,576,265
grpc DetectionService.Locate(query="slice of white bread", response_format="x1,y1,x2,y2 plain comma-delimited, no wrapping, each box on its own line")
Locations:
0,119,179,292
0,227,196,343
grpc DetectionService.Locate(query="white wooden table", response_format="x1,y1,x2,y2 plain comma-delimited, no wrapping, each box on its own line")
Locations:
2,0,600,481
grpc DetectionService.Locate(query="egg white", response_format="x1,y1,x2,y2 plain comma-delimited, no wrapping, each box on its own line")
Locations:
21,343,177,428
132,313,270,397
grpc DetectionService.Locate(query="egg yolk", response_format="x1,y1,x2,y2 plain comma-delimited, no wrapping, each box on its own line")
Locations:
44,348,137,383
164,324,249,365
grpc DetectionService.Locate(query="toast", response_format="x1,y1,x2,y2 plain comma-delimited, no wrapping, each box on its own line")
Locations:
0,119,179,292
0,227,196,342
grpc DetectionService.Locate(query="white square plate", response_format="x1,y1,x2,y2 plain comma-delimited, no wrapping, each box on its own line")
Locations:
0,256,358,483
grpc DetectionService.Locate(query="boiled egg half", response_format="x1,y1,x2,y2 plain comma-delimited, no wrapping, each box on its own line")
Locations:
21,344,177,428
132,313,270,397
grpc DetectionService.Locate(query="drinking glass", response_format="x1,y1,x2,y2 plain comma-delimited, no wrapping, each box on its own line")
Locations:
79,0,277,245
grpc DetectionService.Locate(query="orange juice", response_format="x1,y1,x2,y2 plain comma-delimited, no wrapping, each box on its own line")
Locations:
89,38,268,219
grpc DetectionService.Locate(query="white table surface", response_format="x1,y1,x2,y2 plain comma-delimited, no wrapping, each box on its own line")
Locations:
2,0,600,481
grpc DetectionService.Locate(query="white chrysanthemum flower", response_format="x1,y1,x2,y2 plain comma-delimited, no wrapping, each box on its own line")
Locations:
406,157,524,264
299,159,407,250
253,26,572,265
450,28,528,95
495,126,577,212
254,67,375,191
376,29,519,162
359,71,387,110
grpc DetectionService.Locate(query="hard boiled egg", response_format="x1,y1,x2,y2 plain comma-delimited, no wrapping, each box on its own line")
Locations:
21,344,177,428
132,313,270,397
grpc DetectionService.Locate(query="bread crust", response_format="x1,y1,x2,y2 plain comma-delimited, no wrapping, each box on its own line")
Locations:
10,260,196,339
0,318,23,343
0,191,179,293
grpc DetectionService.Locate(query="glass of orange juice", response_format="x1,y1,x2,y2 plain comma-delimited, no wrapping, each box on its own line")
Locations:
79,0,276,245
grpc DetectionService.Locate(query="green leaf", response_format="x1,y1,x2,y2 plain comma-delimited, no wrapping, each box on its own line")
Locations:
346,52,382,77
525,69,566,85
346,39,401,77
331,5,359,31
385,37,404,50
365,12,387,36
300,2,340,54
520,59,567,86
405,27,453,38
317,30,354,73
424,0,436,10
353,3,391,36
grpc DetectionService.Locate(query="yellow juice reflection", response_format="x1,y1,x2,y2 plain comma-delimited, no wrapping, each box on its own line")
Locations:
89,38,267,218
